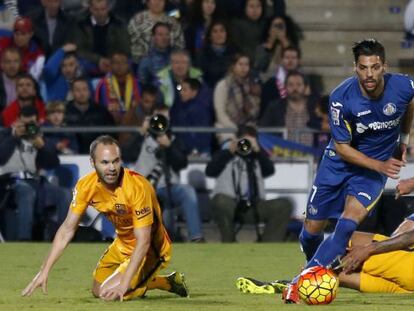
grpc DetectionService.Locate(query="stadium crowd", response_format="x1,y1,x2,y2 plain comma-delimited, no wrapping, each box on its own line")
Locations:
0,0,372,242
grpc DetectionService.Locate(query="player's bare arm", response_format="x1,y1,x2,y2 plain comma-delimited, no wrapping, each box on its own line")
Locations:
396,177,414,199
100,226,151,301
334,141,404,179
342,228,414,273
398,97,414,162
21,210,82,297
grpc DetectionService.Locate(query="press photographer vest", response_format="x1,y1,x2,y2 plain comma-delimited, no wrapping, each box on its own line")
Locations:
0,139,37,177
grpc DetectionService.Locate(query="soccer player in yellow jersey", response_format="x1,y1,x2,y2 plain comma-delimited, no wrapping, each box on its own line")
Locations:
22,135,189,301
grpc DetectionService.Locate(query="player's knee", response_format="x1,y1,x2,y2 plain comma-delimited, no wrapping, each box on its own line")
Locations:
304,219,326,234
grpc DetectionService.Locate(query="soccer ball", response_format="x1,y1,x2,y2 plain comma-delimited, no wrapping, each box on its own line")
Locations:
297,266,339,305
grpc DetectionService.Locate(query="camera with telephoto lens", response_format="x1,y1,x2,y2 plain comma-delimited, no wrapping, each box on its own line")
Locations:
148,114,169,138
25,122,40,137
236,138,252,157
147,162,163,187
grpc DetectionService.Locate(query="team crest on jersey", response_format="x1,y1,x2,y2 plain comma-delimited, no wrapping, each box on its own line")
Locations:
307,204,318,216
383,103,396,116
115,204,128,215
331,107,340,125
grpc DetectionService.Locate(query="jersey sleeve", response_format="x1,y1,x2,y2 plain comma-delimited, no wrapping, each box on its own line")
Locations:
329,97,352,143
132,179,155,228
70,180,90,215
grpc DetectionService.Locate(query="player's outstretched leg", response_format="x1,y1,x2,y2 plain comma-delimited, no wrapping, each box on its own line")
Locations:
236,277,289,294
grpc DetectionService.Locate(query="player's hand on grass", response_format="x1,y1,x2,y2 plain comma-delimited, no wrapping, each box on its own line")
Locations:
21,271,48,297
378,158,404,179
99,284,128,301
341,244,374,273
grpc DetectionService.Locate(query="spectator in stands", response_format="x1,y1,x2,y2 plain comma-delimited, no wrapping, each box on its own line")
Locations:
135,104,205,242
0,47,22,112
195,20,237,88
112,0,145,23
64,77,115,153
258,70,320,146
214,53,260,143
43,101,78,154
0,16,45,80
42,43,85,101
157,49,202,107
1,73,45,127
128,0,184,64
254,15,301,81
138,22,174,86
404,0,414,41
119,85,160,162
184,0,222,58
170,77,213,156
0,1,17,30
205,124,292,242
260,46,301,116
230,0,266,65
28,0,73,58
72,0,130,77
95,51,141,124
217,0,285,19
0,105,72,240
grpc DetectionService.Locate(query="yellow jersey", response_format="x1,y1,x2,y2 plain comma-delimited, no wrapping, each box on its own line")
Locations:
70,167,171,256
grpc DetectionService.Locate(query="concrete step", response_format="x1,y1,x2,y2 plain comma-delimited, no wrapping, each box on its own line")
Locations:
303,30,405,43
287,0,406,9
287,6,404,31
300,41,414,67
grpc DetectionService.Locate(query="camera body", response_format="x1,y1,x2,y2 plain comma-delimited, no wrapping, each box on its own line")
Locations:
25,122,40,137
148,114,169,138
236,138,252,157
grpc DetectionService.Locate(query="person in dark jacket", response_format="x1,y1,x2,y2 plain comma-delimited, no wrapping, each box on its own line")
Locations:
64,77,115,153
134,104,205,242
0,105,72,240
28,0,74,58
205,124,292,242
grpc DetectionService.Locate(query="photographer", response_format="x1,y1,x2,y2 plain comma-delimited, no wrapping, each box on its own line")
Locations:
0,106,71,240
134,104,205,242
205,125,292,242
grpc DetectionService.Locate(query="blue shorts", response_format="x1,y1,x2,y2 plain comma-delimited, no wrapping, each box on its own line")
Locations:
305,154,387,220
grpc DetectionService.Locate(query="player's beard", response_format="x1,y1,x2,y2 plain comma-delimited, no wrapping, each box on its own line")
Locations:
96,166,120,187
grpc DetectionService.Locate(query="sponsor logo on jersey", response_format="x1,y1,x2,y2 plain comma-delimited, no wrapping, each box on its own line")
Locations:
383,103,396,116
135,206,151,219
331,107,340,125
357,110,372,117
355,117,400,134
358,192,372,201
115,203,128,215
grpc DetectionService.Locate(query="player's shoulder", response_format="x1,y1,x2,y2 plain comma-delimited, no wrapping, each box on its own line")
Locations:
330,76,358,100
123,168,152,189
75,171,99,190
386,73,414,90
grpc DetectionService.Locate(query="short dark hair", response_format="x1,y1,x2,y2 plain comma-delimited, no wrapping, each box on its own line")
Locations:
282,46,301,59
152,22,171,35
183,78,201,92
71,76,89,89
352,38,385,64
90,135,120,160
236,124,257,138
19,105,38,118
63,51,78,61
141,84,159,97
285,70,306,86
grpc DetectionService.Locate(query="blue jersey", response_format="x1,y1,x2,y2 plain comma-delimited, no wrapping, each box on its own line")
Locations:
327,73,414,162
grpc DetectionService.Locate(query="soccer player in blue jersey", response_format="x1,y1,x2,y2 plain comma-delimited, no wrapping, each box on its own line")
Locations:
279,38,414,303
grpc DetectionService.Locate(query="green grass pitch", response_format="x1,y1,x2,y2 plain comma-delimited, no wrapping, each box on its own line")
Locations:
1,242,414,311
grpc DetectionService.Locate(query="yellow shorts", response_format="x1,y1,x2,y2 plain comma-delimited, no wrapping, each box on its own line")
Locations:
93,239,170,298
361,234,414,291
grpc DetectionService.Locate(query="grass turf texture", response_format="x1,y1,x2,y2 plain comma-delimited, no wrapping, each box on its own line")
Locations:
1,242,414,311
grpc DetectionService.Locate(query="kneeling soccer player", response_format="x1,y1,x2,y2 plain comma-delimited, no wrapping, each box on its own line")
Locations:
22,136,189,301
